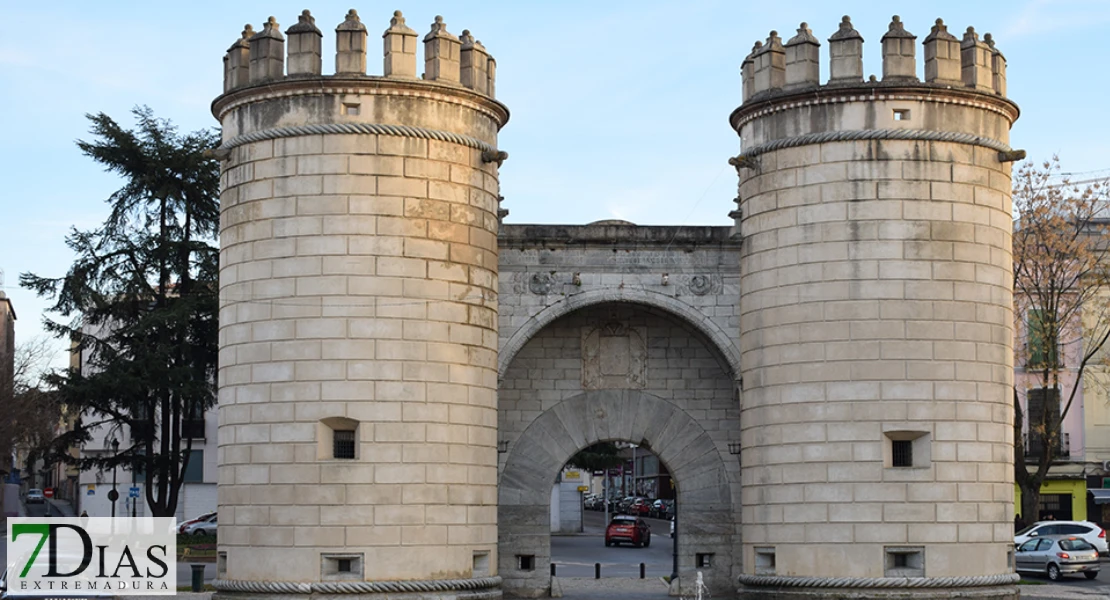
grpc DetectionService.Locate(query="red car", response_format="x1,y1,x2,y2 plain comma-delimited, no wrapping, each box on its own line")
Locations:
605,515,651,547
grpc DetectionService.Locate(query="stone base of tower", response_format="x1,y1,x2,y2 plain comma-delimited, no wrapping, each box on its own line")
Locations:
737,585,1018,600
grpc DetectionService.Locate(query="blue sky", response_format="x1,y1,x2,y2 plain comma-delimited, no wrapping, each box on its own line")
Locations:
3,0,1110,364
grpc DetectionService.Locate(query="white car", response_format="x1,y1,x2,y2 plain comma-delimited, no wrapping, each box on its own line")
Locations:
1015,521,1108,557
24,489,44,504
183,513,218,536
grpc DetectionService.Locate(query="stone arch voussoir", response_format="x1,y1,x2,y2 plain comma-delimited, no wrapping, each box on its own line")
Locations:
497,390,734,598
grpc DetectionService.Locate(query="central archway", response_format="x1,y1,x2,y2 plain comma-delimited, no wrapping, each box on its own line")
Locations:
498,390,736,597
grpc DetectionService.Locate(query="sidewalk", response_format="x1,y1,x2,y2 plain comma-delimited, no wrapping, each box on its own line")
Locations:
0,496,27,538
46,497,77,517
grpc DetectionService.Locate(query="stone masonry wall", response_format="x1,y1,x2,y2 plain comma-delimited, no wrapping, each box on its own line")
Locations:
738,137,1015,579
217,130,502,582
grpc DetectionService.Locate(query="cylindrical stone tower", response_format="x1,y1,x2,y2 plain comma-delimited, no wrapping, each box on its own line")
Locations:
212,8,508,598
732,16,1019,600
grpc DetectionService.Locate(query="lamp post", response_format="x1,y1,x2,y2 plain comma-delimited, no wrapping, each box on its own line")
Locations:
108,438,120,518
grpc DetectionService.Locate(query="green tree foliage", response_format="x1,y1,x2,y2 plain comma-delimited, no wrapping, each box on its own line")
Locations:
22,107,220,518
566,442,625,473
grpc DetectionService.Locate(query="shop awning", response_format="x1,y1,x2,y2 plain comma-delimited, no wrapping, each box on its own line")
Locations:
1089,489,1110,505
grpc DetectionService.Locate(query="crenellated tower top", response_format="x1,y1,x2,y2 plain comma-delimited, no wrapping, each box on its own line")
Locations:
214,8,501,119
730,15,1019,160
739,15,1010,104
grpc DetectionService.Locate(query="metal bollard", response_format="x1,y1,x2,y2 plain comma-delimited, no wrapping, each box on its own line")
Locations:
595,562,601,579
551,563,556,577
191,564,206,592
640,563,646,579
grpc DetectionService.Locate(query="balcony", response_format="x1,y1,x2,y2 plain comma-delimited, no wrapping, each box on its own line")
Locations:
1024,432,1071,460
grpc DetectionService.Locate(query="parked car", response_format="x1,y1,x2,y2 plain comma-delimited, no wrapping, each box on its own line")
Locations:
25,489,44,504
1015,536,1100,581
177,511,217,534
1015,521,1108,557
605,515,651,547
630,498,651,516
183,513,218,536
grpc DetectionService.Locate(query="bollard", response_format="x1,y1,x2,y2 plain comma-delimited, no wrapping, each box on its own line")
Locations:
640,562,646,579
191,564,206,592
595,562,601,579
551,563,556,577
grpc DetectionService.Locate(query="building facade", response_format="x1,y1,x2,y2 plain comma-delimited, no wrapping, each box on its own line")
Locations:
210,9,1027,600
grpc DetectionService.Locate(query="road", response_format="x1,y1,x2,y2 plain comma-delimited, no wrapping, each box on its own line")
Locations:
551,510,675,578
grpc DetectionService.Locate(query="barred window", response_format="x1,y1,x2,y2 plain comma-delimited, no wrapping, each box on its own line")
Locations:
892,440,913,468
333,430,356,459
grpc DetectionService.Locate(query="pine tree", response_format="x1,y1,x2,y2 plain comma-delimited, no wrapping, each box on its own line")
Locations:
22,107,220,518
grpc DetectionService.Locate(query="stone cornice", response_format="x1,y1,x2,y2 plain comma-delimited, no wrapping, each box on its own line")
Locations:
730,83,1020,133
211,75,510,128
499,224,739,250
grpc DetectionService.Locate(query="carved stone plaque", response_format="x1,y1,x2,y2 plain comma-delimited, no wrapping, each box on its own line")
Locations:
582,321,647,389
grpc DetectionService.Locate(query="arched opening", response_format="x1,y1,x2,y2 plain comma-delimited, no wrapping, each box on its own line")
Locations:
552,442,678,595
497,302,741,597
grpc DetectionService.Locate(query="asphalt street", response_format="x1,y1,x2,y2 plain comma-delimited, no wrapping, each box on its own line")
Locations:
551,510,675,579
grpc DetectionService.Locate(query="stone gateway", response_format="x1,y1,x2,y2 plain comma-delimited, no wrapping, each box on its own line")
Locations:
212,9,1018,600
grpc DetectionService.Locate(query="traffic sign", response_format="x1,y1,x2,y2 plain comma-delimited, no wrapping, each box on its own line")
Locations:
44,488,54,498
129,487,140,498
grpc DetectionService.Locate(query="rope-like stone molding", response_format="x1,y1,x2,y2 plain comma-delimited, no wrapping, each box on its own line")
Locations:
214,576,502,595
738,573,1019,589
732,91,1018,131
218,123,499,156
734,128,1012,163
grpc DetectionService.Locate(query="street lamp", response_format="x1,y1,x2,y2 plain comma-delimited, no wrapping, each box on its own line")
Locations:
109,438,120,518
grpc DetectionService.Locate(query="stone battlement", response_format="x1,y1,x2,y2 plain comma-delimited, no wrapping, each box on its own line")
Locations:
221,9,497,98
742,15,1006,103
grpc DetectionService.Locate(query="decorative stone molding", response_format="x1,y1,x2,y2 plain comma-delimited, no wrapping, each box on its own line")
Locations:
730,88,1019,132
217,122,499,154
738,573,1019,589
527,272,555,295
214,576,503,595
581,321,647,389
732,127,1012,162
687,274,720,296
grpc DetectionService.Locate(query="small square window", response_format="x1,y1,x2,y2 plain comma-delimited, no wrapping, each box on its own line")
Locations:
343,103,360,116
885,546,924,577
517,555,535,571
892,440,913,467
696,553,714,568
893,109,910,121
754,547,776,575
473,551,490,577
333,430,356,459
321,553,362,580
